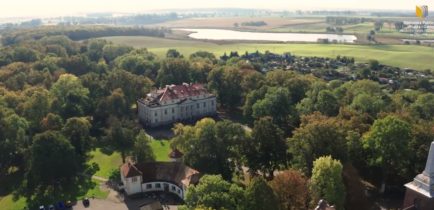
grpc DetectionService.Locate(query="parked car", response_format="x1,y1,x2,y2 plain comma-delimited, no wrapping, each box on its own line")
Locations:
39,205,45,210
65,200,73,208
48,205,55,210
82,198,90,207
55,201,65,210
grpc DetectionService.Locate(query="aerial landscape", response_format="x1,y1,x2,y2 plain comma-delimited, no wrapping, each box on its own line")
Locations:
0,0,433,210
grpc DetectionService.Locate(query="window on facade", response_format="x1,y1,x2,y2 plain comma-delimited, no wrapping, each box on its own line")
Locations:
131,177,137,182
211,100,214,105
172,186,176,191
146,184,152,189
164,109,167,115
154,112,157,116
196,104,199,108
203,102,206,107
172,116,175,120
172,108,174,113
156,183,161,188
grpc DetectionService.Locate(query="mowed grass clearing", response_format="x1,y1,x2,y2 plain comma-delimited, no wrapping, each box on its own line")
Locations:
150,139,171,162
104,36,434,70
88,140,171,178
88,148,123,178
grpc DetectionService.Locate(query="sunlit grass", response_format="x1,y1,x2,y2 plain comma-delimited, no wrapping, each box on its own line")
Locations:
104,36,434,70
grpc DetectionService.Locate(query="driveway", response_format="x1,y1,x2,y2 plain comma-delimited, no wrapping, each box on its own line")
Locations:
71,197,178,210
72,199,128,210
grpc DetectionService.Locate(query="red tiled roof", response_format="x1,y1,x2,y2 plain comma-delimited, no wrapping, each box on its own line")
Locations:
168,148,184,159
121,162,201,187
159,83,209,102
121,162,142,178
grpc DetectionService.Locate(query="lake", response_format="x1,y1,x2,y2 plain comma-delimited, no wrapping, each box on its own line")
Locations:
179,28,357,43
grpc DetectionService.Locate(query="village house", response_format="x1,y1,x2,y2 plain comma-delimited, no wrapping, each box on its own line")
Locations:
120,149,201,199
137,83,217,127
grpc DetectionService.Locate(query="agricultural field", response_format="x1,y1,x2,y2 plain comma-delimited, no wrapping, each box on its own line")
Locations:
104,36,434,70
151,16,323,30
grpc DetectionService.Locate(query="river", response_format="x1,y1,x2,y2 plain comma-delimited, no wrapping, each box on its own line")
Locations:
178,28,357,43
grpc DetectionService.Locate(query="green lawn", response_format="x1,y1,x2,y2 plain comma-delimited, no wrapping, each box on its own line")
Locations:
78,180,110,200
0,179,108,210
0,195,27,210
88,148,123,179
88,139,171,179
150,139,171,162
104,36,434,70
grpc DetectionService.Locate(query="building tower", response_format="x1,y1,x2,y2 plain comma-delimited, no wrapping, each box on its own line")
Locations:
403,141,434,210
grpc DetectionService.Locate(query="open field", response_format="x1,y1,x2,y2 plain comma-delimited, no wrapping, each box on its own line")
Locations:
105,36,434,70
151,16,323,30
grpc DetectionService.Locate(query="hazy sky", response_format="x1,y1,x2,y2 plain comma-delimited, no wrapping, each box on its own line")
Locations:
1,0,433,18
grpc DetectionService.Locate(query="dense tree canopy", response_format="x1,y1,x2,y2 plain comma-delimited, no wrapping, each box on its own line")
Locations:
0,28,432,209
172,118,248,180
244,177,279,210
184,175,245,210
244,117,288,179
28,131,78,185
363,115,412,190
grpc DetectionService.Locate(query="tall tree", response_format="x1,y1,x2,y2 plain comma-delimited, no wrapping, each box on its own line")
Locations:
310,156,346,210
50,74,90,119
245,177,279,210
133,130,155,163
244,117,288,179
288,114,348,173
156,58,190,86
28,131,77,185
106,118,135,163
172,119,247,180
22,88,51,130
62,117,92,158
252,87,294,130
363,115,411,193
207,67,243,108
184,175,245,210
410,93,434,120
270,169,309,210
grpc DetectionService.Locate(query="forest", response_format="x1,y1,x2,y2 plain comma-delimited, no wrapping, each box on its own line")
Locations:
0,27,433,209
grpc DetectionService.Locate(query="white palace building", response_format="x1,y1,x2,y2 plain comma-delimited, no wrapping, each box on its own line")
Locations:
137,83,217,127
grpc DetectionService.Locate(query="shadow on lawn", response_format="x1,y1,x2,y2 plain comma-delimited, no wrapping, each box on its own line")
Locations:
14,175,99,209
0,168,24,197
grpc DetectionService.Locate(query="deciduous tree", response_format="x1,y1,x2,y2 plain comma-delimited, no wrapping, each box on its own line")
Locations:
310,156,345,210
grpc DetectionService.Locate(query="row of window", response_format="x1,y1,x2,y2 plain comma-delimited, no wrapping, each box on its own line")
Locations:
153,101,215,117
144,183,182,194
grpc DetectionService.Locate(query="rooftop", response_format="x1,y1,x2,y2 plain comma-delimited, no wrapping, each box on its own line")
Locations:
139,83,212,107
121,161,201,187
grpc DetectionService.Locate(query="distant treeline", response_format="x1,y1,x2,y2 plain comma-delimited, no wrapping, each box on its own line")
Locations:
60,13,179,25
241,21,267,27
325,16,371,25
1,26,170,45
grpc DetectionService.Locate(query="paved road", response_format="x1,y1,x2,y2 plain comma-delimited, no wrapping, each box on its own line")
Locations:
72,199,128,210
71,198,178,210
